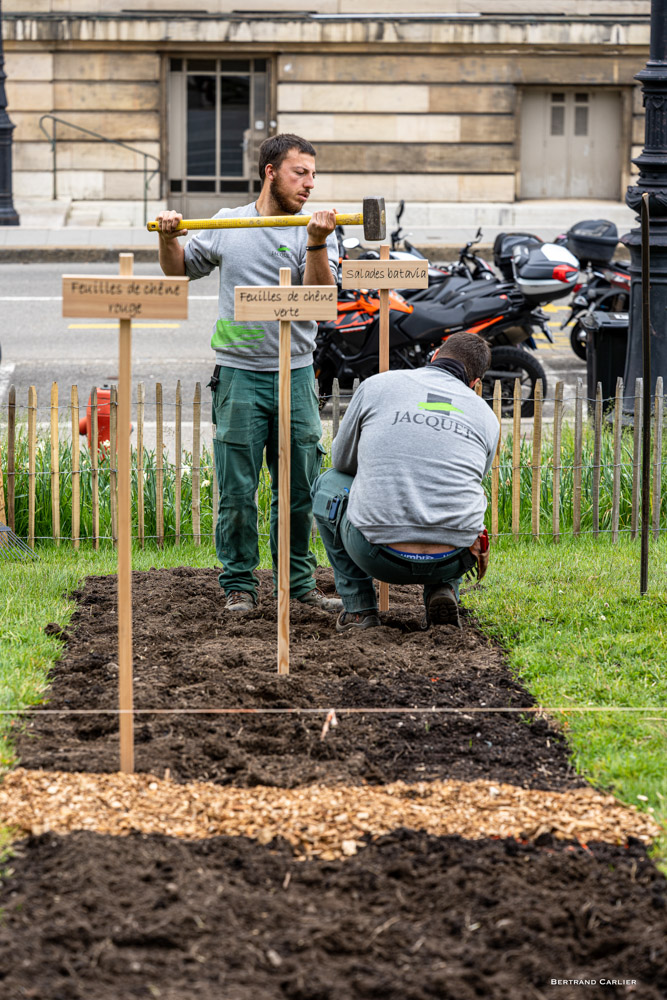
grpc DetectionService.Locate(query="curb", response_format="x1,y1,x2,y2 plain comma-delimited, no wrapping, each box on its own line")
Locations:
0,247,159,263
0,243,467,264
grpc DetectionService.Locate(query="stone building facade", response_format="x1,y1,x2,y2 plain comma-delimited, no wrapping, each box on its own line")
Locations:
2,0,653,228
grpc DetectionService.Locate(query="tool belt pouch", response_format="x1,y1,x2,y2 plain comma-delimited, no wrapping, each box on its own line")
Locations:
312,487,350,545
473,527,490,580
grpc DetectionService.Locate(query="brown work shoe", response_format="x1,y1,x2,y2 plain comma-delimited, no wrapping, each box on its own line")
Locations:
225,590,257,612
298,588,344,613
336,610,380,633
425,585,460,627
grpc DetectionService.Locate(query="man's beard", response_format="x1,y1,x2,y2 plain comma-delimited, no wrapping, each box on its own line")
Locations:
269,175,304,215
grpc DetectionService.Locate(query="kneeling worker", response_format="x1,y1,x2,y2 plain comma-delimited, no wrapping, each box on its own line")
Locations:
311,332,500,630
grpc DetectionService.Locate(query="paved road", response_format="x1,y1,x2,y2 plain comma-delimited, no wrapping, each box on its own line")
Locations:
0,262,586,445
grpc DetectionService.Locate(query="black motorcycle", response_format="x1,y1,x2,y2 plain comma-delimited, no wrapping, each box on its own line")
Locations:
315,237,580,417
557,219,629,361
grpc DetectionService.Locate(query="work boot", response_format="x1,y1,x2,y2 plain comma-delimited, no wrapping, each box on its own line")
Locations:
336,609,380,633
298,588,344,613
425,585,460,627
225,590,257,612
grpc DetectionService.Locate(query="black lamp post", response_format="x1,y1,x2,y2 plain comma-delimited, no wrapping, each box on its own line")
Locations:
623,0,667,396
0,0,19,226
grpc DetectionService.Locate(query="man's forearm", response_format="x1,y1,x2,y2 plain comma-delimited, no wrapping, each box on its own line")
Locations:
304,248,335,286
159,237,186,277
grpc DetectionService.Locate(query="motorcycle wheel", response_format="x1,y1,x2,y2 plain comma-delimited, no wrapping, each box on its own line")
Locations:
483,346,548,419
570,322,587,361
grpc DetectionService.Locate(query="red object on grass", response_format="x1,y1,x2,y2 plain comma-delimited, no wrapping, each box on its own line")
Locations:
79,387,111,452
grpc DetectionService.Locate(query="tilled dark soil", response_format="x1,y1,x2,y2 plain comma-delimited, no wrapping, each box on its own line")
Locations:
16,567,583,790
0,829,665,1000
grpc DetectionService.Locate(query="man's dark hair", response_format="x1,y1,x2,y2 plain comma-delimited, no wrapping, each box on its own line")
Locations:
436,332,492,383
258,133,316,181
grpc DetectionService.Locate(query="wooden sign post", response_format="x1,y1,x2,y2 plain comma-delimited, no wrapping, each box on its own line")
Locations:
235,270,337,675
63,259,189,772
342,250,429,610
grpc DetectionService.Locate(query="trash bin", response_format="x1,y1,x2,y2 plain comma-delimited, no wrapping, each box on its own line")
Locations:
581,309,629,408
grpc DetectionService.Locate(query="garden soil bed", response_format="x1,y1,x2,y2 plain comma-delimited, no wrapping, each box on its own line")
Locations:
4,566,666,999
16,566,584,791
0,829,665,1000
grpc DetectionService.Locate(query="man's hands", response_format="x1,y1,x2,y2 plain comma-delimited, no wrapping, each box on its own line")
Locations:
154,210,187,276
154,210,188,240
306,208,336,246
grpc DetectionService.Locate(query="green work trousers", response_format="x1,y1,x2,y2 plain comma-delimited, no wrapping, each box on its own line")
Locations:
211,365,324,599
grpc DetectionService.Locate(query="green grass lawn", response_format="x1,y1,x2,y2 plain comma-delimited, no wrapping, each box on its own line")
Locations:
466,535,667,863
1,536,666,863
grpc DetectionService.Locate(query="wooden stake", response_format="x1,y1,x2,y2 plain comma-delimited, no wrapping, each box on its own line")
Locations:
50,381,60,546
531,378,543,538
552,380,563,542
278,268,291,676
156,382,164,548
117,252,135,774
71,385,80,550
61,259,189,776
652,376,663,541
593,382,602,537
378,244,390,614
28,385,36,550
631,377,642,541
109,384,118,548
573,378,583,537
192,381,201,546
611,376,623,543
7,385,15,531
491,379,501,539
91,387,99,550
233,271,335,675
512,378,521,538
137,382,145,548
175,379,182,546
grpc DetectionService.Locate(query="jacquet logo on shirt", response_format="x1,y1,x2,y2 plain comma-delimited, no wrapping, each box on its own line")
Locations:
391,393,471,436
418,393,463,415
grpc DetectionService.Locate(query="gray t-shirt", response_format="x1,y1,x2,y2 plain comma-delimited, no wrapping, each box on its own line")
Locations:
332,367,500,546
183,201,339,371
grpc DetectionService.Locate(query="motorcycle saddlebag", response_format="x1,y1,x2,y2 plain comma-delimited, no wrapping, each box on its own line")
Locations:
513,243,580,300
566,219,618,266
493,232,542,281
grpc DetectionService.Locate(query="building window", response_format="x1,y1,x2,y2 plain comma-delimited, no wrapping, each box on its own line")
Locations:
550,93,565,137
168,57,271,200
574,93,589,137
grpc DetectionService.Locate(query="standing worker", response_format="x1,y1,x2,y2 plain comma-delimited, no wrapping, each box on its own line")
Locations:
155,133,343,614
311,333,499,631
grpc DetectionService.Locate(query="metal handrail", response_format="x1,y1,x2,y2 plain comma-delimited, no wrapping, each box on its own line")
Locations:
38,113,160,226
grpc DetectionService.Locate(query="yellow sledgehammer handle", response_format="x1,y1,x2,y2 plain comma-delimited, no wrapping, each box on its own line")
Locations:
146,212,364,232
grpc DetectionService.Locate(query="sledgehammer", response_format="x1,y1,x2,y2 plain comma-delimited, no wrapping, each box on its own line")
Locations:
147,197,386,242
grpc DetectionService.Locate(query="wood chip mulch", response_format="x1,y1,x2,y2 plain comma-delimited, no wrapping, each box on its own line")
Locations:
0,769,661,859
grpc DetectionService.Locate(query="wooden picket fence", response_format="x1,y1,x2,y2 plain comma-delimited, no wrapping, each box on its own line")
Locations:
1,379,214,549
0,374,665,548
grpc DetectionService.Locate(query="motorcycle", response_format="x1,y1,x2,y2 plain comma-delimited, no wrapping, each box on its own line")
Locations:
315,238,580,417
557,219,629,361
562,259,630,361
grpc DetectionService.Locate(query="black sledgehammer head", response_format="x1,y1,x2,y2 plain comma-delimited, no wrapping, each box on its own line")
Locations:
362,197,386,242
